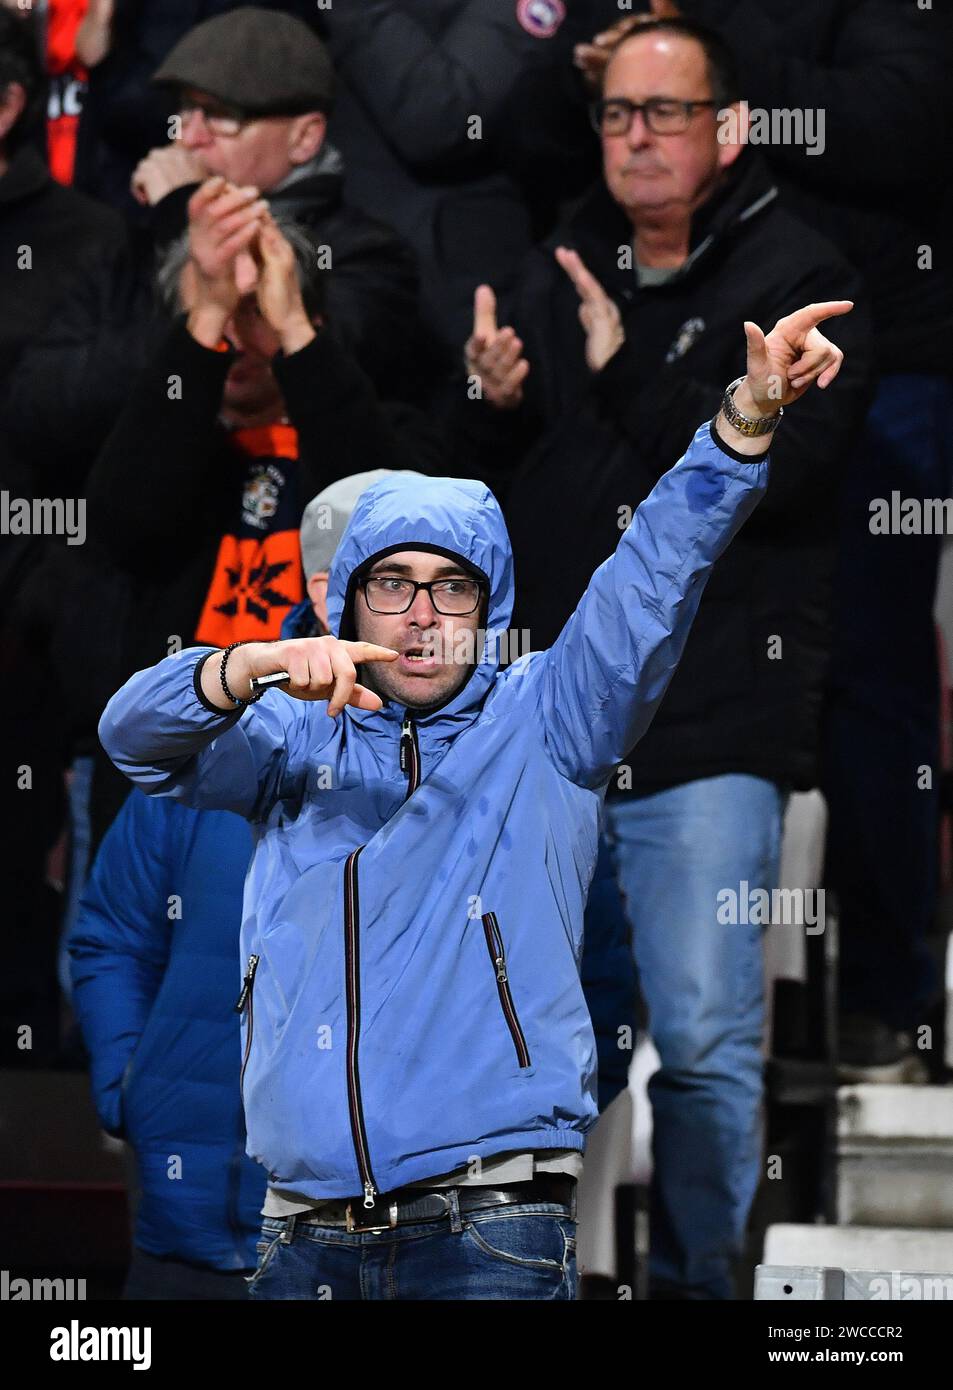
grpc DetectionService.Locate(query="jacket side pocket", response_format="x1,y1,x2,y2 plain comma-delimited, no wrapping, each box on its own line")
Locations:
481,913,532,1069
235,953,260,1105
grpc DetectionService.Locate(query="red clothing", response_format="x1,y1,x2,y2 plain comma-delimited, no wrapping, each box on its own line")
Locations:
46,0,89,185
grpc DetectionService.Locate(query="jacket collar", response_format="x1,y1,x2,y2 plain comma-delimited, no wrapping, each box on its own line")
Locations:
270,143,344,218
570,152,778,290
273,142,344,192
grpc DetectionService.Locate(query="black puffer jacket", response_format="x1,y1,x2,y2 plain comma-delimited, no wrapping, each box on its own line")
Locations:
456,155,873,794
314,0,572,354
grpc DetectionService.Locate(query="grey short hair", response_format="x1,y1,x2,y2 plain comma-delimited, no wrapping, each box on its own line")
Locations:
155,214,327,319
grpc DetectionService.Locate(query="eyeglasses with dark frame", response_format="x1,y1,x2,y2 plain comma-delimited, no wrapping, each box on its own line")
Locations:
178,99,250,137
590,96,720,137
360,575,486,616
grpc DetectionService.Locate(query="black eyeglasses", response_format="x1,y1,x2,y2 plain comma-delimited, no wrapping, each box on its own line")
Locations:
360,576,485,615
178,99,250,137
590,97,719,137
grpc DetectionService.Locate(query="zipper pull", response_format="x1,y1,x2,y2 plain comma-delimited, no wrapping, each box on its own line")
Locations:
363,1181,377,1209
234,953,260,1013
399,714,412,772
495,954,508,984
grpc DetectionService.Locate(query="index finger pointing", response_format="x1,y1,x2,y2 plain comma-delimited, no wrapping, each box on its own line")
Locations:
785,300,854,334
343,642,400,663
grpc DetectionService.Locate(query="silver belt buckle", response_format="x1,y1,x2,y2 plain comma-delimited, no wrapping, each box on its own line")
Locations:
344,1200,398,1234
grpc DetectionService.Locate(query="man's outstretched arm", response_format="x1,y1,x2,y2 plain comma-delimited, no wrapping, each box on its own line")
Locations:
98,638,399,819
537,301,851,790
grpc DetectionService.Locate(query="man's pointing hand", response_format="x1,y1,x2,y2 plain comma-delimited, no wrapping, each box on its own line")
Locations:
741,300,852,414
715,300,853,456
201,638,399,715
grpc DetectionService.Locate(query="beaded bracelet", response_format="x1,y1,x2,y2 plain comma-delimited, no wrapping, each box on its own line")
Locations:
220,641,265,707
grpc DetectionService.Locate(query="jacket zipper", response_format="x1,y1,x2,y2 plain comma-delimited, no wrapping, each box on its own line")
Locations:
343,846,380,1207
399,713,420,796
482,913,532,1069
342,715,420,1208
235,953,260,1104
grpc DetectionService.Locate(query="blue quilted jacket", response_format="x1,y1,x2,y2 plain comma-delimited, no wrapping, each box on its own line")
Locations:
69,791,264,1269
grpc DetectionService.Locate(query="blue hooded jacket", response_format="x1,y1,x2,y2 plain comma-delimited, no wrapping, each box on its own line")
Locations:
100,421,768,1204
279,596,637,1113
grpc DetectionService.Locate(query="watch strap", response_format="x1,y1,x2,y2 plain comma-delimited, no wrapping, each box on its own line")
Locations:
721,376,783,437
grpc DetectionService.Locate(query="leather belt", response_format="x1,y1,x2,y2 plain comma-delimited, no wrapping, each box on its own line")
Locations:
288,1174,576,1234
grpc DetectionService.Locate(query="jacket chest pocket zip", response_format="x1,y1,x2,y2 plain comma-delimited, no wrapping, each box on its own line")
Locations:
399,713,420,797
235,953,260,1104
481,913,532,1069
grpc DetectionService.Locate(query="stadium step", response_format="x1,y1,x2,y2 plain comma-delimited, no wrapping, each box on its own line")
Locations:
756,1260,953,1300
763,1223,953,1275
837,1084,953,1227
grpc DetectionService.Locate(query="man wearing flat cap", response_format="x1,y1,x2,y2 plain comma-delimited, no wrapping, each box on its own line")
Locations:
131,6,420,392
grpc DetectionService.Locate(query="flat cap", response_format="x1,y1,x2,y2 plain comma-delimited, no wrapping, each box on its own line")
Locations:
153,6,334,115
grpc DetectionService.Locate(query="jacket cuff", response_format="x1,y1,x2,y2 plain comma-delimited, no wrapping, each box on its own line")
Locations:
591,339,639,412
167,312,235,363
272,326,348,395
192,650,245,719
160,315,235,410
708,416,771,465
150,183,200,250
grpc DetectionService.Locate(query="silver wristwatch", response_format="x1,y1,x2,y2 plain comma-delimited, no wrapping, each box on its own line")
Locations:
721,377,783,437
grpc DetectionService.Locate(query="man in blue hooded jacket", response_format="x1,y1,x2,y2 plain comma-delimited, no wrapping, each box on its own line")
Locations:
99,297,848,1300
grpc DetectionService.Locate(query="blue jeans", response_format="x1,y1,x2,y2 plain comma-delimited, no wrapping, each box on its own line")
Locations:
581,836,639,1113
606,774,785,1299
823,374,952,1029
246,1194,577,1301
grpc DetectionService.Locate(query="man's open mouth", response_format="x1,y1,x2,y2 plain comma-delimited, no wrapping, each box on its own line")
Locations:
399,644,439,670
